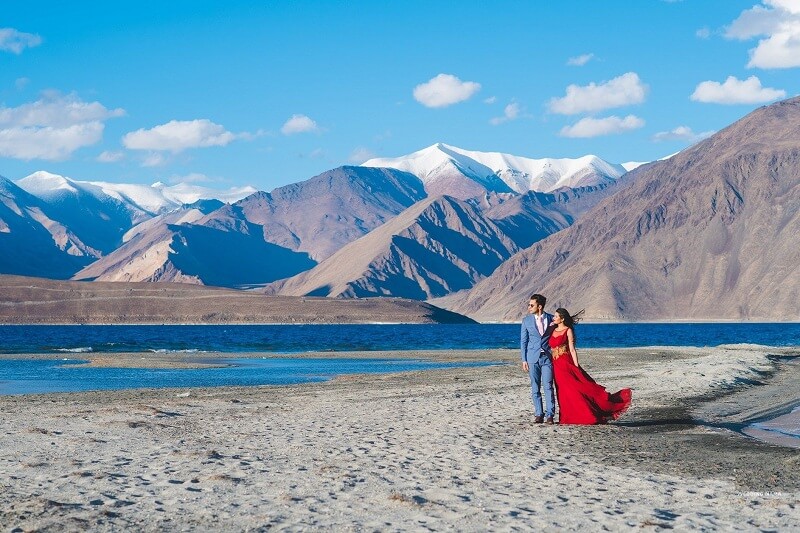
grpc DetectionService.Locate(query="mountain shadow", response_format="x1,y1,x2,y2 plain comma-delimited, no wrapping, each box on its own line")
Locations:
166,224,316,288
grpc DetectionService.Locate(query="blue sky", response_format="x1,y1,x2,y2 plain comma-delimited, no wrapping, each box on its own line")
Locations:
1,0,799,192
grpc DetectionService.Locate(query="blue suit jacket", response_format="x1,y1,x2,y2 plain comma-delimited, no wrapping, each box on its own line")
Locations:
520,312,554,363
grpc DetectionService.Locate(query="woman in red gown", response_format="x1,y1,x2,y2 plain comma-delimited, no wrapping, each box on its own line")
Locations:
549,308,631,424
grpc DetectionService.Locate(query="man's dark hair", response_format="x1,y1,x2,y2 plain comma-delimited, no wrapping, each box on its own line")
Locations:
530,294,546,307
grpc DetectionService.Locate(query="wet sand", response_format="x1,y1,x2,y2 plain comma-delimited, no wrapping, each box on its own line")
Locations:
1,345,798,530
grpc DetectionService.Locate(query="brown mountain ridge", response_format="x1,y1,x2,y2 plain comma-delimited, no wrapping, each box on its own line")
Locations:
434,96,800,321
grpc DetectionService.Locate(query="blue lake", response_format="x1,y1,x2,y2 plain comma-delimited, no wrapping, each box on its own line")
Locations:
0,357,497,395
1,323,799,354
1,323,798,395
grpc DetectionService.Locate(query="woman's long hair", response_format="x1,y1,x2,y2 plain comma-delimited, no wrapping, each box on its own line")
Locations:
555,308,585,333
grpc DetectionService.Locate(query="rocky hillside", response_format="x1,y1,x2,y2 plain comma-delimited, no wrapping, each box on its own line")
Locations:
436,97,800,321
268,195,520,299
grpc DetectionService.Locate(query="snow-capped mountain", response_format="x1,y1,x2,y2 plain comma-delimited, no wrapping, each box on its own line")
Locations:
362,143,628,196
16,171,151,253
16,171,257,218
2,146,642,292
103,180,257,214
2,171,259,279
621,161,647,172
621,151,679,172
1,175,98,278
72,166,426,285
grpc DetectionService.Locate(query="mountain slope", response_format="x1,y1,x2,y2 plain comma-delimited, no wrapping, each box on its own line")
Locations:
269,195,519,299
230,166,427,261
122,199,225,243
73,209,315,288
483,184,621,249
436,97,800,321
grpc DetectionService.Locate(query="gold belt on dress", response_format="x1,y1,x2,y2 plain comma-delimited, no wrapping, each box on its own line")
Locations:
551,345,568,359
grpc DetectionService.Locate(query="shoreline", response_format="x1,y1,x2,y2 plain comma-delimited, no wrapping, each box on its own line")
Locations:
2,347,800,448
2,347,799,444
1,345,798,530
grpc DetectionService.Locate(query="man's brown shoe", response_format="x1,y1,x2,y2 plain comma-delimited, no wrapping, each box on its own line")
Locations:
545,417,554,424
534,416,544,423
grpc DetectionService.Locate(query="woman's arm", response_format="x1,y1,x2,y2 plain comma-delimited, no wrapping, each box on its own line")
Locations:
567,328,579,367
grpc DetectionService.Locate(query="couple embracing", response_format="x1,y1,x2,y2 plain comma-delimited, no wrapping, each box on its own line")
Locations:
521,293,631,425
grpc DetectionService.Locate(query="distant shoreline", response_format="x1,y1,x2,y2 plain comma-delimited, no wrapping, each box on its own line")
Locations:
0,274,475,325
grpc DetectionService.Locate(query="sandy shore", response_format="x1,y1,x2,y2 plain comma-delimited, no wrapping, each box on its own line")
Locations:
1,345,798,530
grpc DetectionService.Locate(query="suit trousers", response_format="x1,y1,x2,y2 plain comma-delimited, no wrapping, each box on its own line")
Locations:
529,356,555,418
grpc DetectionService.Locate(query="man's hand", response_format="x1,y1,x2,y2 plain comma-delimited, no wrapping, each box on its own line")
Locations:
522,361,529,372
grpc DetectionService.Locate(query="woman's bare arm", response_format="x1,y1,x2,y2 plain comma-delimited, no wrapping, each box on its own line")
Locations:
567,328,579,367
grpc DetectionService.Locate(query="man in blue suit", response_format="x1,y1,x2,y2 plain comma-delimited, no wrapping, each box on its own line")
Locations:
521,293,555,424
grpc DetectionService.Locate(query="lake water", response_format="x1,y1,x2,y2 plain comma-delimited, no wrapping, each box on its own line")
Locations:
2,322,800,354
0,357,496,395
744,406,800,450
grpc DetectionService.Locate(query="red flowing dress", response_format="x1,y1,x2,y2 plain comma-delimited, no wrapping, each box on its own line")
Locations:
549,328,632,425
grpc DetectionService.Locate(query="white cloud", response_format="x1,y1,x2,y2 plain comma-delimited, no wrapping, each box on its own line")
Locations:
567,53,594,66
652,126,715,142
0,28,42,54
696,27,712,39
349,147,376,164
548,72,648,115
490,102,522,125
238,128,271,140
15,77,30,90
281,114,320,135
142,153,169,167
96,150,125,163
690,75,786,103
123,119,239,152
748,32,800,68
484,96,497,104
0,92,125,128
559,115,645,138
725,1,800,68
413,74,481,108
0,122,104,160
0,93,123,161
